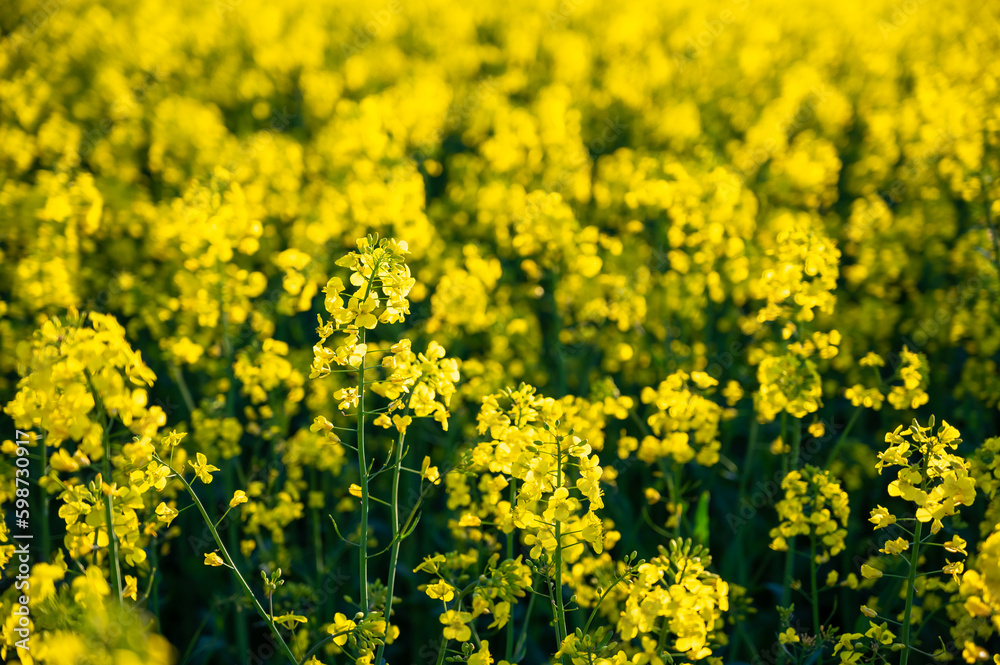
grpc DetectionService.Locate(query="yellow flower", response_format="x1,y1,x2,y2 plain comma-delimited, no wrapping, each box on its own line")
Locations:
392,414,412,433
880,537,909,556
190,452,220,484
204,552,226,567
230,490,248,507
779,628,800,644
349,484,363,498
440,610,473,641
334,387,359,410
155,501,180,526
869,506,897,529
963,642,989,662
421,456,441,484
859,352,885,367
545,487,572,522
329,613,357,646
860,605,877,618
273,613,308,629
861,564,882,579
768,466,849,562
425,581,456,602
722,380,744,406
943,560,964,580
865,622,895,646
468,640,493,665
944,535,968,556
123,575,138,601
833,632,865,663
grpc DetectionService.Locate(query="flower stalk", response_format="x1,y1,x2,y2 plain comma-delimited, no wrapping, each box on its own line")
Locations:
159,455,299,665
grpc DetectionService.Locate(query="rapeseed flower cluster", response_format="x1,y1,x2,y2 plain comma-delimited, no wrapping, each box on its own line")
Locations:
769,465,849,563
1,0,1000,662
875,417,976,534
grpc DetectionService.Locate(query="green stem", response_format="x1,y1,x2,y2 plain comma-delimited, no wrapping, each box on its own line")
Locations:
218,276,250,660
374,430,406,665
298,631,353,665
731,412,760,659
984,187,1000,276
553,436,569,662
900,520,923,665
299,634,335,665
357,327,370,613
554,520,567,643
169,363,197,416
810,533,822,665
506,478,518,662
514,585,537,661
823,407,861,470
778,414,792,665
161,456,299,665
656,617,670,653
312,466,324,577
35,435,50,563
780,413,791,610
102,413,123,606
150,535,160,628
670,462,681,537
434,634,448,665
223,462,249,655
780,420,803,609
790,416,801,469
728,418,758,663
581,572,628,635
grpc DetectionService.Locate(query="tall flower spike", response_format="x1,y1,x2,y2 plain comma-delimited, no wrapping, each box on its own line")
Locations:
311,236,415,378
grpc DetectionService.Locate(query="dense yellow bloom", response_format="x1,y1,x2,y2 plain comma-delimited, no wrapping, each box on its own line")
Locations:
960,524,1000,633
0,0,999,661
469,384,607,559
754,352,824,422
5,311,163,456
616,540,728,661
886,350,930,410
639,371,724,466
311,236,414,379
877,417,975,533
769,465,850,562
751,212,840,323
